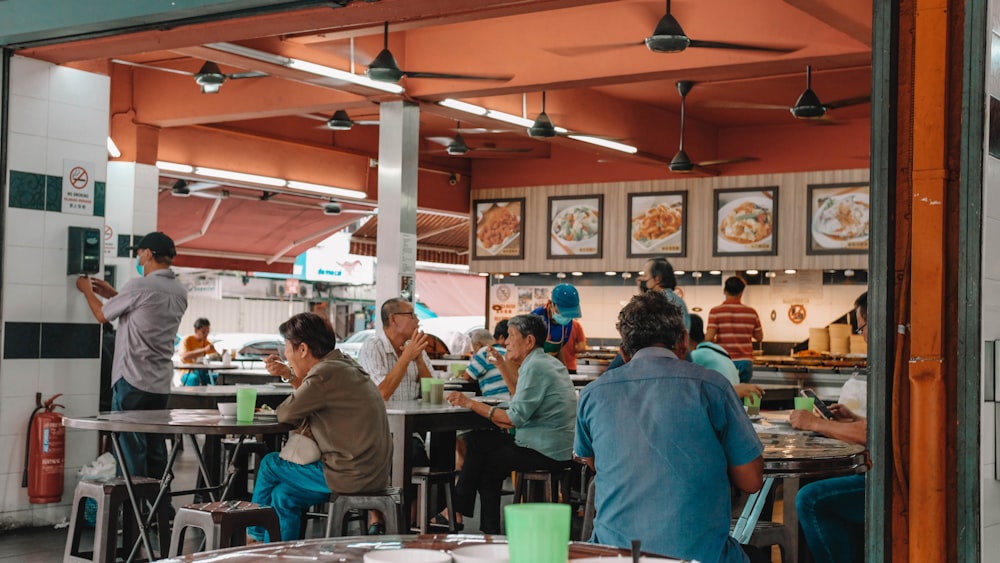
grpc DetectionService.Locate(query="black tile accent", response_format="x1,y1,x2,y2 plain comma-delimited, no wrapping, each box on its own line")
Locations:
8,171,46,210
45,175,62,212
3,322,40,359
94,181,106,217
40,323,101,359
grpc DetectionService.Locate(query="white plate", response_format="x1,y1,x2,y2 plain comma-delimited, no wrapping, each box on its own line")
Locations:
630,201,683,251
450,543,509,563
811,192,870,249
716,195,774,253
747,414,764,422
364,548,452,563
551,204,600,252
476,203,521,256
764,416,792,426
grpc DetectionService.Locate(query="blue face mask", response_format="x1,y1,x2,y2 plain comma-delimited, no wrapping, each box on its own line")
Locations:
135,255,145,277
552,312,572,326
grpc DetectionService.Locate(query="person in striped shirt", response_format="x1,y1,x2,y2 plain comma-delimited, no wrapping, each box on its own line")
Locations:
464,322,512,398
705,276,763,383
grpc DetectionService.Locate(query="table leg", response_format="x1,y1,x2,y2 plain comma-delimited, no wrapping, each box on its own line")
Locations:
782,477,802,563
387,415,415,531
110,431,157,563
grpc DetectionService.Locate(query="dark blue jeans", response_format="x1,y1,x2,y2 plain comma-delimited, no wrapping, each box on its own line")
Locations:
733,360,754,383
111,378,168,479
796,473,865,563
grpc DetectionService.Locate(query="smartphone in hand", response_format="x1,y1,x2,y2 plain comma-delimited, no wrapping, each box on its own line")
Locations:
800,388,835,420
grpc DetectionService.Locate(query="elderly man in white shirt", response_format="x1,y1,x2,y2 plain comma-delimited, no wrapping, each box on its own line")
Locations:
357,297,436,533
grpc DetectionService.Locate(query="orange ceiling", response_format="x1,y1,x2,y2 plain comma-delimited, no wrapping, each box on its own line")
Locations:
18,0,873,269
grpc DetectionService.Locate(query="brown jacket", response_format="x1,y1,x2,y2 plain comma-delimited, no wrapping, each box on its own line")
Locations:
276,349,392,493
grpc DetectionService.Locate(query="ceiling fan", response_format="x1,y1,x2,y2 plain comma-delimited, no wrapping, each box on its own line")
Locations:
365,22,513,84
111,59,267,93
427,122,532,156
668,81,755,173
708,66,871,121
549,0,796,56
324,110,379,131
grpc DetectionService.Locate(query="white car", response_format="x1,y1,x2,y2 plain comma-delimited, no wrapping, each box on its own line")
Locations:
338,329,375,359
209,332,285,367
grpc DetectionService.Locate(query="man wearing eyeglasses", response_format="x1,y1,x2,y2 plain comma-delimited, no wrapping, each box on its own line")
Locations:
357,297,435,534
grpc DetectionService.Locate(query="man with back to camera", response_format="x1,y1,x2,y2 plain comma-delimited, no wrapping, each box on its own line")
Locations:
574,290,764,563
179,317,218,386
706,276,764,383
76,232,188,479
530,283,585,372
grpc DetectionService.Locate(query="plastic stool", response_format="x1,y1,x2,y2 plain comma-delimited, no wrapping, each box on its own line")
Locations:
168,501,280,556
64,477,163,563
410,468,457,533
513,464,574,504
324,487,402,537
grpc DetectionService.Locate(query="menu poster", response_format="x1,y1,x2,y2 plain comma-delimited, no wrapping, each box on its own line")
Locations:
472,198,525,260
627,191,687,257
806,183,870,255
547,195,604,259
713,187,778,257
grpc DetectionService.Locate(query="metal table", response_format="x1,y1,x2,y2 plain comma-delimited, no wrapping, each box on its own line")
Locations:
384,400,495,530
64,409,293,562
161,533,674,562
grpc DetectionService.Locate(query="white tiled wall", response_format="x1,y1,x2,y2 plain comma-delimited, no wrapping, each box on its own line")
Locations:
0,56,110,529
984,1,1000,550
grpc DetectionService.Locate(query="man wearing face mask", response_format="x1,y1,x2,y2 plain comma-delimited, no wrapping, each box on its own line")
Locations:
529,283,585,373
76,232,188,479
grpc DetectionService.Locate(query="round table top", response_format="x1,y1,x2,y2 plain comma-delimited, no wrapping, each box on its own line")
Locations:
62,409,293,435
758,431,868,478
169,383,293,397
162,534,674,562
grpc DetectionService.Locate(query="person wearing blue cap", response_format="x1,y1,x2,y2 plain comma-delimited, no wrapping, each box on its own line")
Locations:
530,283,586,373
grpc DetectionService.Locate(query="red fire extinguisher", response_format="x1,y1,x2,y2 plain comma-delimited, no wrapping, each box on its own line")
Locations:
22,394,66,504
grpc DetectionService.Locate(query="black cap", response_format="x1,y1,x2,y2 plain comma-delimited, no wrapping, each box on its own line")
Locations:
134,232,176,258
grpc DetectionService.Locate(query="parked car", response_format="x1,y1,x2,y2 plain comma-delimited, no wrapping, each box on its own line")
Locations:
209,332,285,368
338,329,375,359
337,316,485,359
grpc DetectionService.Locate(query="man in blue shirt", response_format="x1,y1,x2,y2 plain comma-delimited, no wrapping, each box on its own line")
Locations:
575,291,764,563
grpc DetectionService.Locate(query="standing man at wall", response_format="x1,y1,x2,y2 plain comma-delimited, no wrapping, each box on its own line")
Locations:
76,232,188,479
705,276,763,383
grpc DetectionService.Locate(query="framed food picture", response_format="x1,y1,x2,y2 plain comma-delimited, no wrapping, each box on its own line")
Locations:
472,197,525,260
806,183,870,254
547,195,603,258
713,187,778,256
627,191,687,257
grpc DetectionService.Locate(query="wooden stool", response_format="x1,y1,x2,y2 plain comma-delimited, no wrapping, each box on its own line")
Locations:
325,488,402,537
513,465,574,504
410,468,457,533
64,477,163,563
168,501,280,556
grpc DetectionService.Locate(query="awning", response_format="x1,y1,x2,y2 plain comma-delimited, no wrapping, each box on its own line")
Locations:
350,213,469,265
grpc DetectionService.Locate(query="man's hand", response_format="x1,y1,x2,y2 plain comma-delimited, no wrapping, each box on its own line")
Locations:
828,404,860,422
734,383,764,401
789,409,820,431
264,354,292,379
89,278,117,299
399,330,430,363
446,390,472,408
75,275,94,294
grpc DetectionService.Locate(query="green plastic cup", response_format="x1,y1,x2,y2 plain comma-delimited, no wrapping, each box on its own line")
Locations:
794,396,815,411
236,387,257,422
504,503,570,563
743,393,761,415
421,377,434,403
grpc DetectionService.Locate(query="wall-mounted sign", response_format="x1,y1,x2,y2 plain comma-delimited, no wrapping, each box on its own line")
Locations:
806,182,870,255
472,198,525,260
548,195,603,259
627,191,687,257
713,187,778,256
62,159,94,215
788,304,807,324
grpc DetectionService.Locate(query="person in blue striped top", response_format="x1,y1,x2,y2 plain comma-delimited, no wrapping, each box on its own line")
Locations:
463,321,512,398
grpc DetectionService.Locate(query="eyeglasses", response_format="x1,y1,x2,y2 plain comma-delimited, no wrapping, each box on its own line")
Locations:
393,311,416,318
856,324,867,335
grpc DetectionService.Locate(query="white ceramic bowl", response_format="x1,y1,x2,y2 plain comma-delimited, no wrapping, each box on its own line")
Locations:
217,402,237,417
363,548,452,563
450,543,509,563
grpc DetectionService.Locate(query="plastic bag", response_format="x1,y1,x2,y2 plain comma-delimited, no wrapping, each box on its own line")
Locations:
78,452,117,481
838,373,867,418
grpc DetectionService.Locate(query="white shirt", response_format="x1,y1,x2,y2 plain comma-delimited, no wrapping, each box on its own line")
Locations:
358,330,433,403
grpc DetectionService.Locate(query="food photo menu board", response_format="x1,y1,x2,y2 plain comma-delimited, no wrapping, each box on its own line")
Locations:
806,183,870,255
713,187,778,256
472,198,525,260
547,195,604,258
627,191,687,257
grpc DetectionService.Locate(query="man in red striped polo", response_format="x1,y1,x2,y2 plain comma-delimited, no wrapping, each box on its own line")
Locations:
705,276,763,383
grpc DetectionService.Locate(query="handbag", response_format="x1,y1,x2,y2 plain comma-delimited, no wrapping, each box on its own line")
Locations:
279,423,322,465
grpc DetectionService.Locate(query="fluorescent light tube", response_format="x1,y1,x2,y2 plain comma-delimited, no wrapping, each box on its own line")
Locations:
157,161,194,173
567,134,637,154
439,99,488,116
286,180,367,200
195,166,286,187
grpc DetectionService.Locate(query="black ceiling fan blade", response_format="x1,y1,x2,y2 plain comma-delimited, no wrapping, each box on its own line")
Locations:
111,59,195,77
703,100,791,111
227,71,268,80
426,136,457,147
687,38,797,53
352,119,380,126
545,41,646,57
402,70,512,81
694,156,757,167
823,95,871,110
469,147,533,153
